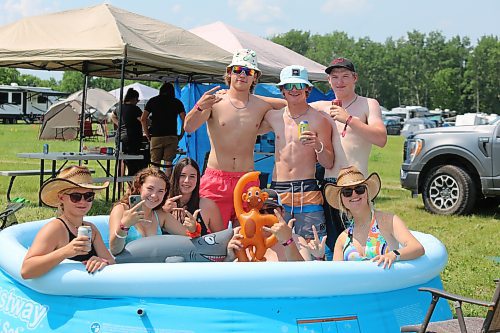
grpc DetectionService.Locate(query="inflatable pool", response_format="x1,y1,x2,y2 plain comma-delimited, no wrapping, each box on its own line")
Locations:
0,216,452,332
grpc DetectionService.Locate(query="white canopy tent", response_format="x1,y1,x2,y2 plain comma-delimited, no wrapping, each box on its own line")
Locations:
109,83,159,110
39,89,117,140
189,21,328,82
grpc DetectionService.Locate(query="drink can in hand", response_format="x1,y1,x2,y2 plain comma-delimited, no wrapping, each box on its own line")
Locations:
77,226,92,251
332,99,342,107
298,121,309,139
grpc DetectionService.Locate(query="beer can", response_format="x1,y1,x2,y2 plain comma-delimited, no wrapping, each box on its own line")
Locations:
332,99,343,107
106,147,114,155
77,226,92,240
43,144,49,154
298,121,309,138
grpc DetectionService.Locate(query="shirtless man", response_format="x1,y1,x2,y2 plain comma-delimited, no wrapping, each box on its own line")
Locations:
260,65,333,244
310,57,387,256
184,49,286,228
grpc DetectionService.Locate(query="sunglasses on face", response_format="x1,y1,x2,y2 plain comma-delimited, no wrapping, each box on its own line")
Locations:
66,192,95,203
231,65,256,76
282,83,308,91
340,185,366,198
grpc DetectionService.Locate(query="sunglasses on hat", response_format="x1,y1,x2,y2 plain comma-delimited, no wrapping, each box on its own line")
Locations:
282,83,308,91
340,185,366,198
231,65,256,76
66,192,95,203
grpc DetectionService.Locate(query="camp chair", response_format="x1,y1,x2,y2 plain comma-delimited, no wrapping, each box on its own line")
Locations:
0,202,24,230
401,279,500,333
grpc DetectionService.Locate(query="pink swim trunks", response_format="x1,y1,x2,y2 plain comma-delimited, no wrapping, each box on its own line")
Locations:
199,168,259,229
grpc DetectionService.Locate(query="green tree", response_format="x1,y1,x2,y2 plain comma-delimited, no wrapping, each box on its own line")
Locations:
59,71,84,93
0,68,20,85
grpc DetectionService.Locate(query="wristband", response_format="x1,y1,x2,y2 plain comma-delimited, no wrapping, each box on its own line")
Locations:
313,256,325,261
119,223,129,231
194,103,203,112
282,237,294,247
114,229,127,239
314,141,324,154
186,223,202,238
341,115,353,138
392,249,401,261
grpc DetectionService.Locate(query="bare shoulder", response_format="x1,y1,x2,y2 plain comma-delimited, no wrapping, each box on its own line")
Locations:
375,210,396,229
310,100,330,112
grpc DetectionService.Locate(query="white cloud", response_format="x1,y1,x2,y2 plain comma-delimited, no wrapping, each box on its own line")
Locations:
171,4,182,14
321,0,369,13
0,0,59,25
228,0,283,23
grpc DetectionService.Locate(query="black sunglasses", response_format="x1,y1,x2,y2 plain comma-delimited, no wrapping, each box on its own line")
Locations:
340,185,366,197
66,192,95,203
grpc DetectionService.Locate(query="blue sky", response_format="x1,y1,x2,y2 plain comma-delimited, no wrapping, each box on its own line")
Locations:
1,0,498,80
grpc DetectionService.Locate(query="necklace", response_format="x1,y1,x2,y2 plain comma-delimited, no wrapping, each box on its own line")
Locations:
343,95,358,109
286,105,310,120
228,95,249,110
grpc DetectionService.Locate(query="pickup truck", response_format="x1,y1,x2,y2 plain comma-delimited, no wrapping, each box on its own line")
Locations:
400,119,500,215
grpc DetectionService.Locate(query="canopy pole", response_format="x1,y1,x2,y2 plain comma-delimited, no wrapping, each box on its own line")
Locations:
79,62,89,161
112,51,128,202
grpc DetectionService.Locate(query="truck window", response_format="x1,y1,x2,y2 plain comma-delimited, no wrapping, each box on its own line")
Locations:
11,93,22,105
37,95,48,104
0,92,8,104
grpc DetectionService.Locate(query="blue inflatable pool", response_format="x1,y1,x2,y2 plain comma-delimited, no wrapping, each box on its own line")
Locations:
0,216,452,332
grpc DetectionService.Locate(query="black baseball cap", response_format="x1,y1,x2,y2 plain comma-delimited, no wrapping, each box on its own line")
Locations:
325,57,356,74
262,189,282,208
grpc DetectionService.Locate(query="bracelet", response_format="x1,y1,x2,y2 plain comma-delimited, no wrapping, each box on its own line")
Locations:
186,223,202,238
341,115,353,138
194,103,203,112
114,229,127,239
392,249,401,261
119,223,129,231
313,256,325,261
314,142,324,154
282,237,294,247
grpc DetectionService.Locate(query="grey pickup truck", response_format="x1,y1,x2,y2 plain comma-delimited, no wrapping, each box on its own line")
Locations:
400,118,500,215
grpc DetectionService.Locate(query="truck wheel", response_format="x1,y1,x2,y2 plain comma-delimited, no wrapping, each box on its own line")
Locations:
422,165,476,215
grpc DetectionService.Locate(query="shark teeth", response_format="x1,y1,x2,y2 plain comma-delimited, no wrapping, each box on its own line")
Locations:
201,254,226,262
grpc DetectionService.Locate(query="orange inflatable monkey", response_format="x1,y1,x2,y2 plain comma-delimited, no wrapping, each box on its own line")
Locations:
233,171,278,262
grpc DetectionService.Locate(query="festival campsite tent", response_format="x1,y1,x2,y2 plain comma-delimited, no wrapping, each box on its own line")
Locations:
109,83,159,110
39,88,117,140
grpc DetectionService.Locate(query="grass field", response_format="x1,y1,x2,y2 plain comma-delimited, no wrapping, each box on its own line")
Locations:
1,123,499,317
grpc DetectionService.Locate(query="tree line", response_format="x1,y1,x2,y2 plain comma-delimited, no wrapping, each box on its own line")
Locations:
272,30,499,113
1,30,498,114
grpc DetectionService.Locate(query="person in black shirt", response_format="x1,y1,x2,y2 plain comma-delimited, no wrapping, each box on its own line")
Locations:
140,83,186,176
112,88,146,176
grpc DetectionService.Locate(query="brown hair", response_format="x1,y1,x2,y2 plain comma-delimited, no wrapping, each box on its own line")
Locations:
118,167,169,210
169,157,200,214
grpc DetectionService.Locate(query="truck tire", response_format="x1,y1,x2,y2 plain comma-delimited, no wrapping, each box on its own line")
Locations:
422,165,476,215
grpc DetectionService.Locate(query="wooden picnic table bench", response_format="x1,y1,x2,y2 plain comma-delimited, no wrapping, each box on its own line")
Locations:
0,169,94,202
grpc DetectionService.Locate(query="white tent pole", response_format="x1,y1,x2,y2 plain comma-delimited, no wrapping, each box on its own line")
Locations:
112,50,128,202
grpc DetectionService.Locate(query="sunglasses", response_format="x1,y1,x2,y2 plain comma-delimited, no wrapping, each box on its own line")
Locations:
282,83,308,91
231,65,256,76
66,192,95,203
340,185,367,197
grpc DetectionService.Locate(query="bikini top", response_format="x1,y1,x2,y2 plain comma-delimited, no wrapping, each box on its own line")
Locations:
57,217,97,262
126,210,162,243
342,212,389,261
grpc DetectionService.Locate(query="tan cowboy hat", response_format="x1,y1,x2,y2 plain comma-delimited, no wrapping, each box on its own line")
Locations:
40,165,109,207
324,166,381,210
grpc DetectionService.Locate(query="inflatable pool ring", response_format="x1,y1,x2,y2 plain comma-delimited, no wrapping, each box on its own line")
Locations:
115,227,233,263
233,171,278,262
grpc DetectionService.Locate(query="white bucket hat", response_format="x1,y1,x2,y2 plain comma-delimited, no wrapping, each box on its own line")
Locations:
227,49,260,72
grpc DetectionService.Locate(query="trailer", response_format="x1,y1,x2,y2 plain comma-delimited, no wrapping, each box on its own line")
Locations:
0,84,68,123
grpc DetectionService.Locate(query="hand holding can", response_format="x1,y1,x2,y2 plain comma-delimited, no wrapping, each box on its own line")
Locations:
77,226,92,252
332,99,342,107
298,121,309,141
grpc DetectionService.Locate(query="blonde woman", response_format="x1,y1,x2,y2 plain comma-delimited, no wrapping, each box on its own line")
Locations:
21,166,114,279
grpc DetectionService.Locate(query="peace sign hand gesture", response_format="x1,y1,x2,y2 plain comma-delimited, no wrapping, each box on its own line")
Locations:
182,209,201,233
306,225,327,260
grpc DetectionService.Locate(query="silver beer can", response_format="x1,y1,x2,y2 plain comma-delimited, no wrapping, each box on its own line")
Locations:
77,225,92,240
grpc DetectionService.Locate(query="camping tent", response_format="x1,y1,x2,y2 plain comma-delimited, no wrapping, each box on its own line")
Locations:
39,89,117,140
109,83,159,110
189,21,328,82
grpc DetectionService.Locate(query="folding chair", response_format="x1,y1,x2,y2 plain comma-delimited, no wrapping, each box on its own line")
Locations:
0,202,24,230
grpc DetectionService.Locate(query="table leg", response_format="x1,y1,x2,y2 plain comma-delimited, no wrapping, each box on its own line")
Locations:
106,160,110,202
39,159,44,207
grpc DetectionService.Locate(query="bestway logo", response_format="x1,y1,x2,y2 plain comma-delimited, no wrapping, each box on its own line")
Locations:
0,287,48,330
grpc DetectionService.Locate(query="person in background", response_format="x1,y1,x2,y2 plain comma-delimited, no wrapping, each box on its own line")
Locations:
163,157,224,235
310,57,388,259
111,87,147,176
226,189,310,262
21,166,114,279
141,83,185,176
184,49,286,228
308,166,424,268
109,167,199,255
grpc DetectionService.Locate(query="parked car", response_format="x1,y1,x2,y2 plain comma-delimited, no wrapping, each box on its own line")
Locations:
400,118,436,137
383,116,402,135
400,119,500,215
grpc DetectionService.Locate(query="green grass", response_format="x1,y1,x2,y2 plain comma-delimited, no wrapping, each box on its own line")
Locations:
1,124,499,317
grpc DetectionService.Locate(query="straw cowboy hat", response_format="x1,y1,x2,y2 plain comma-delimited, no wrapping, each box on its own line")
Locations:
40,165,109,207
324,166,381,210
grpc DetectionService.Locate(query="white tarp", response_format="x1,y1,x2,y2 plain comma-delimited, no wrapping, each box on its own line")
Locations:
39,89,117,140
189,21,328,82
109,83,159,110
